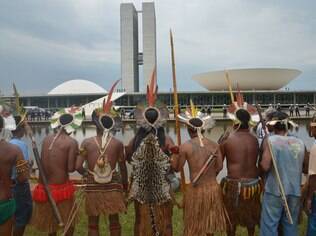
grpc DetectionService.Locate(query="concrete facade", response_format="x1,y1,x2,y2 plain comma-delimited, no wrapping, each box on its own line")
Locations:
142,2,157,87
120,2,156,92
120,3,139,92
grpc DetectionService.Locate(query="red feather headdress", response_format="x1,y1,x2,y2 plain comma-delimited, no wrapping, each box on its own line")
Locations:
146,68,158,107
102,79,120,114
225,72,259,125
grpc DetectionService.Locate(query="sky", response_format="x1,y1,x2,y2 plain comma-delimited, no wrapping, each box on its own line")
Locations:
0,0,315,95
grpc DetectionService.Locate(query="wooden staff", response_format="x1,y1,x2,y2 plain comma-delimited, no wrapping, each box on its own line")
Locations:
256,104,293,224
192,127,230,187
13,84,64,227
169,30,186,192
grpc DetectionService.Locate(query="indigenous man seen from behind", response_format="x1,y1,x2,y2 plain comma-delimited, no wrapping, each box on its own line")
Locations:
306,114,316,235
76,80,127,236
220,107,262,236
31,108,83,236
10,115,33,236
126,70,175,236
172,102,228,236
0,115,29,236
260,111,307,236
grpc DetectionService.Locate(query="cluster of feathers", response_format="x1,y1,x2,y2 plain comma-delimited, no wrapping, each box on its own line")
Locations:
129,133,171,204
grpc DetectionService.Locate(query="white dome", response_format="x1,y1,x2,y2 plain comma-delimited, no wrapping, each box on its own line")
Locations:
48,79,107,95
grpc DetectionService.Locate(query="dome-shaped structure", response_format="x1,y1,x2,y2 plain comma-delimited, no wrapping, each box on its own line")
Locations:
48,79,107,95
193,68,301,91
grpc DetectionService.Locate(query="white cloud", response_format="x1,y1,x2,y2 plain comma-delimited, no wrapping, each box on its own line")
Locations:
0,0,315,93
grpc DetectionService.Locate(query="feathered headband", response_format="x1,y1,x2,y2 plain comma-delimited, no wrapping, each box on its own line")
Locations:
50,106,83,133
92,79,121,149
134,68,169,130
49,106,83,150
178,100,215,147
225,71,259,126
266,117,298,128
92,79,120,131
12,83,27,129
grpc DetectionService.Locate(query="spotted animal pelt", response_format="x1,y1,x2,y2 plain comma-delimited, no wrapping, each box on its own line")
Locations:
129,133,171,204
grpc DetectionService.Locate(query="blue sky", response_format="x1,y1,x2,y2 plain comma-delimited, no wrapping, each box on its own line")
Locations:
0,0,315,95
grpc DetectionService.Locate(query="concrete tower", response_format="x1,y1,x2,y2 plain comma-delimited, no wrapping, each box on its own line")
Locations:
142,2,157,88
120,3,139,92
120,2,156,92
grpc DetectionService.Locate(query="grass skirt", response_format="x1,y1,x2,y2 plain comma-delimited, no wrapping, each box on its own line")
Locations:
85,191,127,216
184,180,229,236
84,172,127,216
31,197,74,233
221,177,262,228
134,200,173,236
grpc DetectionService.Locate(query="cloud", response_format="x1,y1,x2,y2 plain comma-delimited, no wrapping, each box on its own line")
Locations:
0,0,315,94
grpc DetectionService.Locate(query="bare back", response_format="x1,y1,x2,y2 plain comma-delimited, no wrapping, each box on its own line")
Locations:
176,137,223,185
82,135,124,171
221,129,259,179
40,132,78,184
0,141,23,200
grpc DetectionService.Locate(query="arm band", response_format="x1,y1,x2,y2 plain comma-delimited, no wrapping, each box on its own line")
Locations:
16,160,29,175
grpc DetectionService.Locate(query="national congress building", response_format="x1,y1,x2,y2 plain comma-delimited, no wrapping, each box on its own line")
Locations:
120,2,156,92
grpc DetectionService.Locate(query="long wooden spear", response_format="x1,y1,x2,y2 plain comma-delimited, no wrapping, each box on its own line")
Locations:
170,30,186,192
13,83,64,227
256,104,293,224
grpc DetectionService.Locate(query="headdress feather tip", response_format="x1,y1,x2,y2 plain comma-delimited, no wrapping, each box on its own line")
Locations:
103,79,120,114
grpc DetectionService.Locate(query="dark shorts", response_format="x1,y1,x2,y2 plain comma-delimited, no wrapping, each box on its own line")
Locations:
12,182,33,228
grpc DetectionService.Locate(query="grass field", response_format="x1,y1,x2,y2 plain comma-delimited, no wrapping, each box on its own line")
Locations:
24,192,308,236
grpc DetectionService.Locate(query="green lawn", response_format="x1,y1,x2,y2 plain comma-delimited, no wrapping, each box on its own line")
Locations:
25,193,308,235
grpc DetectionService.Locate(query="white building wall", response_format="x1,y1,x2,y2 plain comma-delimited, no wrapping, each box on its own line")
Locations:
120,3,139,92
142,2,157,88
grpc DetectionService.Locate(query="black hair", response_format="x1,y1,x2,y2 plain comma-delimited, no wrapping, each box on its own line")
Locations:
236,109,250,129
0,115,3,129
270,111,291,131
144,108,159,124
187,118,204,134
59,113,73,126
92,110,115,133
133,126,166,154
189,118,203,127
100,115,114,129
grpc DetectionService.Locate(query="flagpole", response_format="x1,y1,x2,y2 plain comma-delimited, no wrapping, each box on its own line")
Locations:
169,30,186,192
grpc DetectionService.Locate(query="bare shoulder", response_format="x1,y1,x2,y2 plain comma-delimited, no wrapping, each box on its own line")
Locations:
111,136,124,149
43,134,55,143
80,137,94,147
68,135,79,146
180,140,191,152
7,142,20,155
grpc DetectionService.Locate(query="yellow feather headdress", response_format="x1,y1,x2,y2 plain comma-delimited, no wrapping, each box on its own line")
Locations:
178,99,215,147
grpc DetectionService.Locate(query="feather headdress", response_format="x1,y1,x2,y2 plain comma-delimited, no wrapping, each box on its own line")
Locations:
178,99,215,147
134,68,169,130
92,79,121,149
12,83,27,129
50,106,83,133
225,71,259,127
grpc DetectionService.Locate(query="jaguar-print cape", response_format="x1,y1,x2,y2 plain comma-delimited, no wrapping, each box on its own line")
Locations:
129,133,171,204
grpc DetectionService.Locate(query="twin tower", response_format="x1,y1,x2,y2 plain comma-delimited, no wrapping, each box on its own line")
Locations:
120,2,156,92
